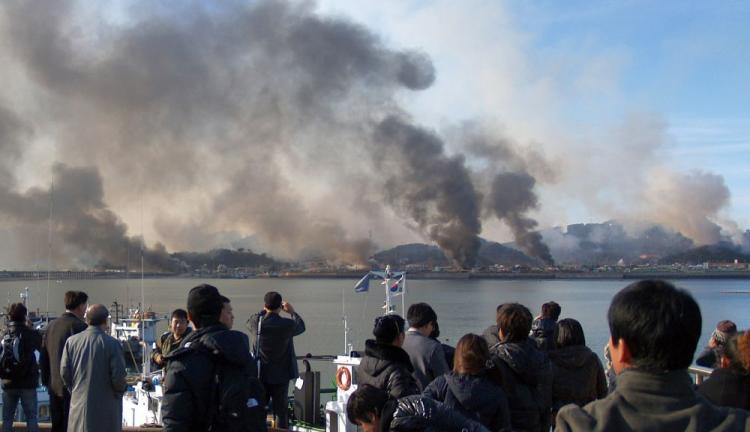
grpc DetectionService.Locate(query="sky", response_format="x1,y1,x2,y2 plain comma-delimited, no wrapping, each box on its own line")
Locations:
318,0,750,230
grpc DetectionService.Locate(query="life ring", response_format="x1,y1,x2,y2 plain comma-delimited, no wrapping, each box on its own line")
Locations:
335,366,352,391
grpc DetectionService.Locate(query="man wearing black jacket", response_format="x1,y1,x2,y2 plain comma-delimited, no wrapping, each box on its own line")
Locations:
161,284,265,432
40,290,88,432
247,291,305,429
347,384,489,432
1,303,43,432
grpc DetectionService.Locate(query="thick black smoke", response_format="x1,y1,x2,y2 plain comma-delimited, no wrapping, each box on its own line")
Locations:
488,173,554,264
375,116,482,268
0,163,180,271
0,0,549,269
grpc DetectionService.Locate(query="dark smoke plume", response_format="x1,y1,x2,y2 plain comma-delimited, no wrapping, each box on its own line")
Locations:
0,0,549,269
375,116,482,268
488,172,554,264
0,163,180,271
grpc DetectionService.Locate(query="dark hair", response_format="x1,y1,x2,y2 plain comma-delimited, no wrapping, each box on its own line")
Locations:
220,295,230,304
170,309,188,321
8,303,27,322
373,314,405,344
64,291,88,311
346,385,388,425
187,284,223,328
723,331,749,375
608,280,701,372
407,303,437,328
264,291,282,310
454,334,490,375
556,318,586,348
541,301,562,321
496,303,532,343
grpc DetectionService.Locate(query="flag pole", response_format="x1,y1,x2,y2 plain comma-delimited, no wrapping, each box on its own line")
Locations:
401,273,407,316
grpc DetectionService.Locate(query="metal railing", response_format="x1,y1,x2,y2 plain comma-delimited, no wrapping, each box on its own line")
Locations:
688,365,713,385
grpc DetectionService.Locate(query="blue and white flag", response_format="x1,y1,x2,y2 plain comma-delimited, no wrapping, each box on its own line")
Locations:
354,273,371,293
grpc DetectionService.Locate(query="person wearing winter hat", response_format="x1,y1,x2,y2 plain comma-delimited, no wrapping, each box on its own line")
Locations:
696,319,737,368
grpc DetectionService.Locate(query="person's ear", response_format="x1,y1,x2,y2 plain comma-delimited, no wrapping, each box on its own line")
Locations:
609,336,633,374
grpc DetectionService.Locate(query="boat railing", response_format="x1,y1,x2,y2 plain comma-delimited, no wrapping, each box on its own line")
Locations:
688,365,712,385
295,354,340,395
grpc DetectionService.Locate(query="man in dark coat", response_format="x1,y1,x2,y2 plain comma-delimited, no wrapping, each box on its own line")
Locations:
402,303,449,390
39,290,88,432
151,309,192,368
698,331,750,410
356,314,419,399
556,280,750,432
347,384,490,432
162,284,265,432
247,291,305,429
490,303,552,432
1,303,43,432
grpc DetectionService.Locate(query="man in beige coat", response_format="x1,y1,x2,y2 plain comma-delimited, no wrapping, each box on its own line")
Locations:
61,304,127,432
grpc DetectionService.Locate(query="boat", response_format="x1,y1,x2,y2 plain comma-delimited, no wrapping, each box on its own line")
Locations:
118,265,407,431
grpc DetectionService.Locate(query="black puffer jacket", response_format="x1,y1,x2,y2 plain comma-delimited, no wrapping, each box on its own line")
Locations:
490,338,552,432
357,339,419,399
1,321,42,389
548,345,607,411
698,368,750,410
530,318,556,351
423,372,511,431
161,324,265,432
378,395,491,432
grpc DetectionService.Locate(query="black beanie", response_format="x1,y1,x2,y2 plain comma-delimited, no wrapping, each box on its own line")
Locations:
187,284,223,321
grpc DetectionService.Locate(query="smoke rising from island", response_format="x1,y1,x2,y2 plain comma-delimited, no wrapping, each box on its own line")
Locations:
0,1,742,270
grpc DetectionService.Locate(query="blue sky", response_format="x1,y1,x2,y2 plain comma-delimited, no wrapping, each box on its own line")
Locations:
320,0,750,233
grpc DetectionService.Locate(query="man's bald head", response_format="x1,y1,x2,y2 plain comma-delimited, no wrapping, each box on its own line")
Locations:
86,304,109,327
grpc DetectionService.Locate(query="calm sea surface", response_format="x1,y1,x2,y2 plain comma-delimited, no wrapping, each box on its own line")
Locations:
2,277,748,385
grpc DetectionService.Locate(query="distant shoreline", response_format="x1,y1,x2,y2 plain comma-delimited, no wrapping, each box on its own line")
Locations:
2,270,750,282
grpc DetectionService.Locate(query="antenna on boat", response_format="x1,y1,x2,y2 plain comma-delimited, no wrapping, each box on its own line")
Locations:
46,181,54,322
140,198,146,379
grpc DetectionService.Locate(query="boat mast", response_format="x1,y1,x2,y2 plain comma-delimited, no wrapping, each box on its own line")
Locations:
140,200,147,377
46,181,53,321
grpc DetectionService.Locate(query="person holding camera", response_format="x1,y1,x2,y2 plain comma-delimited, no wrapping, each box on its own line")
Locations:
247,291,305,429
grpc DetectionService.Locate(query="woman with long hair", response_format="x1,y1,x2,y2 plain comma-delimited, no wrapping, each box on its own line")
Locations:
423,333,511,431
548,318,607,415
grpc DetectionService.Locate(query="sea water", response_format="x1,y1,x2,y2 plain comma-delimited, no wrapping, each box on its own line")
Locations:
3,277,748,387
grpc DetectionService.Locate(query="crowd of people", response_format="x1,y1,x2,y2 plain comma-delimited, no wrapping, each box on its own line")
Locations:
348,280,750,432
0,279,748,432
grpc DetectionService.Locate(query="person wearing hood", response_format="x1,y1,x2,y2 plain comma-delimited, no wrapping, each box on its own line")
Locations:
356,314,419,399
530,301,560,352
347,384,490,432
162,284,266,432
423,334,511,432
490,303,552,432
548,318,606,416
1,303,42,432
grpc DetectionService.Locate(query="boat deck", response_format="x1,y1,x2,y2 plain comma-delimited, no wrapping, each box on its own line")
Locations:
0,424,288,431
